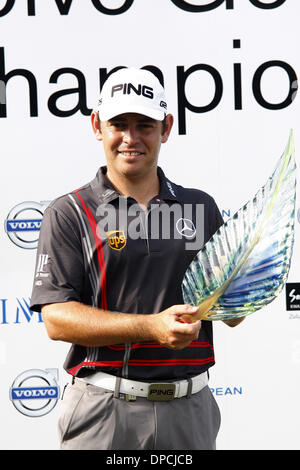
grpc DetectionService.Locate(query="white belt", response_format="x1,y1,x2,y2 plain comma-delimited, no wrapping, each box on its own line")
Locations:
79,371,208,401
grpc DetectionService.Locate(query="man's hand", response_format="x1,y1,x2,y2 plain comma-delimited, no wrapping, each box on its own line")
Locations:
148,305,202,350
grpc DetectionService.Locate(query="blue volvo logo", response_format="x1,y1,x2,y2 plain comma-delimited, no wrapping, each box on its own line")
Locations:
5,201,50,249
10,368,60,417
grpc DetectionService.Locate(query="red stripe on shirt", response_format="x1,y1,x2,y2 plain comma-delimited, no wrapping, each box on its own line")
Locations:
68,356,214,376
74,190,107,310
128,357,214,366
68,361,124,375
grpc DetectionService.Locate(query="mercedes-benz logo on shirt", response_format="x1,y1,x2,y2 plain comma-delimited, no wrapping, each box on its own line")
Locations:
176,218,196,238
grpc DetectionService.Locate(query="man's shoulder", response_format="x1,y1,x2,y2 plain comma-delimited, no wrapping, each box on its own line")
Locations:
167,178,223,235
159,167,218,207
45,180,92,217
170,180,218,206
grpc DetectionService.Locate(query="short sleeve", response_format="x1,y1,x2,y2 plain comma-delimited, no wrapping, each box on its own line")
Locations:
30,205,84,312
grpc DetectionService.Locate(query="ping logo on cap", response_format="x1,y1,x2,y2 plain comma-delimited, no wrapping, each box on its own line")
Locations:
111,83,154,99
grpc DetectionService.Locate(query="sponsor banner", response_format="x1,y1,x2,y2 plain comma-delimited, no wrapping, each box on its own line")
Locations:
1,0,299,451
0,43,298,134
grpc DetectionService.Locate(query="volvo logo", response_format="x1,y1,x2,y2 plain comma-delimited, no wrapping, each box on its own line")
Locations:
5,201,51,249
176,218,196,238
9,368,60,417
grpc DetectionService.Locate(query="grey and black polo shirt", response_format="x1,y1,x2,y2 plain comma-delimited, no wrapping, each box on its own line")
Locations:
30,166,223,381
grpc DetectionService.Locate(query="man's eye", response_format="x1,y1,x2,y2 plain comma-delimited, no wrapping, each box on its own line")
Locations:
111,122,125,129
139,123,153,128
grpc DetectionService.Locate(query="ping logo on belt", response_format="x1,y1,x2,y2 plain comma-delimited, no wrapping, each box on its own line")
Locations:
107,230,126,251
147,383,176,401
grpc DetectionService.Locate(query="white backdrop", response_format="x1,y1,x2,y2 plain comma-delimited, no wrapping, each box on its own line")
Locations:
1,0,299,450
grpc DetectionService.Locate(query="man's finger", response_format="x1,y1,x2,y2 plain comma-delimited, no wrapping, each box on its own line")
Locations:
175,318,201,335
171,304,199,316
176,305,200,323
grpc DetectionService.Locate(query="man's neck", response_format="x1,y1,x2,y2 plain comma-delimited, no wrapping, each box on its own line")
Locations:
106,167,160,208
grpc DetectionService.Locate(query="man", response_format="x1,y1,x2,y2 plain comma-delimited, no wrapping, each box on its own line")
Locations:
30,67,244,450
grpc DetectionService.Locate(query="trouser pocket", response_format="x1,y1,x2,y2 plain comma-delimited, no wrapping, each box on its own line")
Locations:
58,381,86,445
58,379,115,450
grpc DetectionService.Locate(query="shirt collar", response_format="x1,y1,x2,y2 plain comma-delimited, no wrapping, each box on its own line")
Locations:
157,167,180,202
90,166,180,204
90,166,120,204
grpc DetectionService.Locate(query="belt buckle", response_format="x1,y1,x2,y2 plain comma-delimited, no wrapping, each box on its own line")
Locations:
147,383,176,401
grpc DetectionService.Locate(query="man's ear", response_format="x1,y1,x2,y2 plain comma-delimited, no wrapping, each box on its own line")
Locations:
161,114,174,144
91,111,103,141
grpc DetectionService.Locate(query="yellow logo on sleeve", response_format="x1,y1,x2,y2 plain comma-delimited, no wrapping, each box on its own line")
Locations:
106,230,127,251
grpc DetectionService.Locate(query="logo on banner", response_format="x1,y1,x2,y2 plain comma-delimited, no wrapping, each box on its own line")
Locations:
286,283,300,311
222,208,231,219
0,43,297,134
5,201,50,249
0,298,43,325
0,0,288,17
9,368,60,417
210,385,243,396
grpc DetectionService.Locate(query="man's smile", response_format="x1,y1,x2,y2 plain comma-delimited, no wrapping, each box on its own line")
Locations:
118,150,145,158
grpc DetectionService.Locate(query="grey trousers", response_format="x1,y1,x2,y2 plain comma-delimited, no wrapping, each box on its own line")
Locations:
58,378,221,450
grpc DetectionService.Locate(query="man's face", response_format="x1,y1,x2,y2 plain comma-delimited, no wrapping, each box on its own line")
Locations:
92,112,173,180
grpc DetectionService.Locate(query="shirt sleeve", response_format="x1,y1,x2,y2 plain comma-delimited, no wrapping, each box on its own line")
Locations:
30,205,84,312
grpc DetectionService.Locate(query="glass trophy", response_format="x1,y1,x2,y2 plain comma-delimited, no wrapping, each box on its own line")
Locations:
182,130,296,321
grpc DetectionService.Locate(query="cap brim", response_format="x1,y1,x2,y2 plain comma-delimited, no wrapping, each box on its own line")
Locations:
99,104,166,122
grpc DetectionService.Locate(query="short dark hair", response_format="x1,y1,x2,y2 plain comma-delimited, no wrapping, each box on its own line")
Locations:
97,112,167,135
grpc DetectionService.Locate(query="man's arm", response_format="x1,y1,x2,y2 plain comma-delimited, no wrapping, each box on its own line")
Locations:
41,301,202,350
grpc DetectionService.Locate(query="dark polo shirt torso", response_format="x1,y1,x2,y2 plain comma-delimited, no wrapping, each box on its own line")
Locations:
30,166,223,381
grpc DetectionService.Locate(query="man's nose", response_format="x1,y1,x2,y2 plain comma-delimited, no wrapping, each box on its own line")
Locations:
122,126,139,145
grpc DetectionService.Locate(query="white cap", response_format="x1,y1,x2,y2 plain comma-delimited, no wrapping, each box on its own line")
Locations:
97,67,167,121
